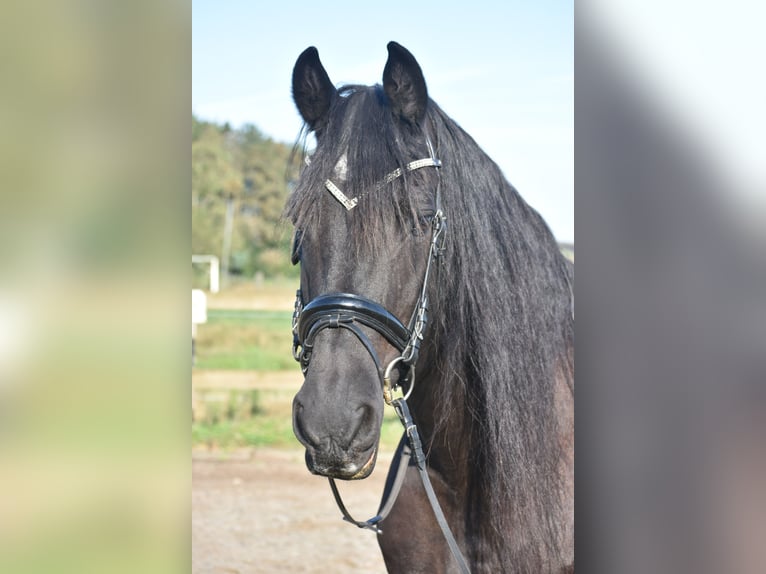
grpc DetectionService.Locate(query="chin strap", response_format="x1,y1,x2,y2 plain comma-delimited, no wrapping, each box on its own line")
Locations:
327,397,471,574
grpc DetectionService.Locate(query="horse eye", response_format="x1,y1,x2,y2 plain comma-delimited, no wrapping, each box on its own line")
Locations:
412,213,434,236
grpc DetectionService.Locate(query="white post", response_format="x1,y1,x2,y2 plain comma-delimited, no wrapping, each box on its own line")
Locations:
191,255,219,367
192,255,220,293
191,288,207,367
209,257,220,294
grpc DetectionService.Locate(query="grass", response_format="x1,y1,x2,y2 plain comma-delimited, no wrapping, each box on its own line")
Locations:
194,309,298,371
192,411,405,451
192,383,406,451
193,415,297,449
193,262,577,450
193,383,295,448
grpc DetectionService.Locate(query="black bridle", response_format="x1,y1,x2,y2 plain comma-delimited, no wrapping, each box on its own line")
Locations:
292,135,445,398
291,200,446,403
290,140,471,574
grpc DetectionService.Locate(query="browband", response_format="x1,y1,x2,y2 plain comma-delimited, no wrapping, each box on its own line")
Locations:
324,157,442,211
303,137,442,211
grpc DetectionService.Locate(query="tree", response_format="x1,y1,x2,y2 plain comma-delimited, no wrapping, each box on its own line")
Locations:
191,115,299,280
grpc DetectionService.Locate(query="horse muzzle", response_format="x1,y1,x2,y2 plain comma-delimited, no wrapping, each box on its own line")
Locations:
293,393,382,480
303,443,378,480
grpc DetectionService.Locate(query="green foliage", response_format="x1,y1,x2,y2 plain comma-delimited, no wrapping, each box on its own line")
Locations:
192,115,300,279
193,389,262,426
192,416,297,449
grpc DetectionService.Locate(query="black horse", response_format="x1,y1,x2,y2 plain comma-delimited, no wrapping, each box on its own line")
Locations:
288,42,574,573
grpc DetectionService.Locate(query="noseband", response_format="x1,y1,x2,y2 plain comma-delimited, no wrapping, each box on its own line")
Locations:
294,292,408,375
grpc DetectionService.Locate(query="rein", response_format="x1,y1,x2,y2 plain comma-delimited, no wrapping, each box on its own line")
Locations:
291,141,471,574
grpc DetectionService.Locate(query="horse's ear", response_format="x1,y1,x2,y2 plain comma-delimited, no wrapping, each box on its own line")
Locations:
383,42,428,125
292,46,336,131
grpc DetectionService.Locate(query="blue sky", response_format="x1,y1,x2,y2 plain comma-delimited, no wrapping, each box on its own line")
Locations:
193,1,573,242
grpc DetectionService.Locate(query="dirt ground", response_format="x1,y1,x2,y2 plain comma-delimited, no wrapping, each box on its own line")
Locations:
192,447,392,573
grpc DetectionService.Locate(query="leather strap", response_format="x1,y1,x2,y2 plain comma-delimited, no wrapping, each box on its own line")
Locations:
327,433,410,534
299,293,410,350
327,399,471,574
392,398,471,574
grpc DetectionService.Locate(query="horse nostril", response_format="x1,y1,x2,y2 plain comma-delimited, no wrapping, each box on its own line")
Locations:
344,403,376,448
293,401,322,449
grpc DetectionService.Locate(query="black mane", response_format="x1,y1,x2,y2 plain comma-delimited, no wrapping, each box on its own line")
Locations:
425,101,573,570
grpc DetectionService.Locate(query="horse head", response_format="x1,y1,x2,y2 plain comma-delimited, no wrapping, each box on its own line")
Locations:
288,43,443,480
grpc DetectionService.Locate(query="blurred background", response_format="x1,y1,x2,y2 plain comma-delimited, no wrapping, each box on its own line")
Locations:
1,0,764,573
577,2,766,573
0,2,189,573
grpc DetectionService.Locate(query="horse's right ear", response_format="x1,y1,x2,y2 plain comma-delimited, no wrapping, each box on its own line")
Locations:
383,42,428,126
292,47,336,131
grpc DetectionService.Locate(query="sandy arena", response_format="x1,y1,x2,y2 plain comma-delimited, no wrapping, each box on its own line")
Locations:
192,447,392,573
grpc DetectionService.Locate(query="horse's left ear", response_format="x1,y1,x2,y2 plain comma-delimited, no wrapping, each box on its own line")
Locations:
383,42,428,125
